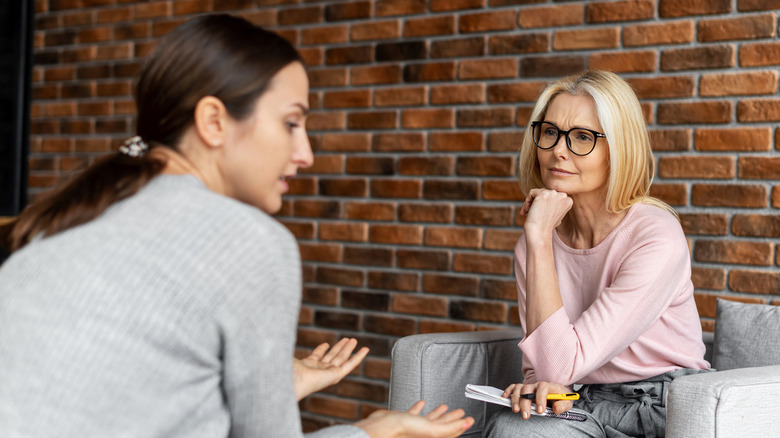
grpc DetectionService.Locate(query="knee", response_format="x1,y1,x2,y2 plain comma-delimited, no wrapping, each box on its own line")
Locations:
483,411,520,438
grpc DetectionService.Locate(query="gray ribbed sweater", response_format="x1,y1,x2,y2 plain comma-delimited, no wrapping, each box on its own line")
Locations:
0,175,367,438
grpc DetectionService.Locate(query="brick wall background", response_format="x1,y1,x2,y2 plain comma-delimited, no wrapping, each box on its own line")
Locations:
29,0,779,431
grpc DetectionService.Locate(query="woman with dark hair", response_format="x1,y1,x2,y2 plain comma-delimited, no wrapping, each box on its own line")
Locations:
0,15,473,438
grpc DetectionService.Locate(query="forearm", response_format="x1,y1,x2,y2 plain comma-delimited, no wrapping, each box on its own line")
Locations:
524,238,563,335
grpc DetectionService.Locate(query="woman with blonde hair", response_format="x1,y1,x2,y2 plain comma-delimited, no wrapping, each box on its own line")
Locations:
485,70,710,438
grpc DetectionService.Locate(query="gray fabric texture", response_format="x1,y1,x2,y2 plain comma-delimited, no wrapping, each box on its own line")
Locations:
389,329,524,437
0,175,367,438
712,299,780,371
666,364,780,438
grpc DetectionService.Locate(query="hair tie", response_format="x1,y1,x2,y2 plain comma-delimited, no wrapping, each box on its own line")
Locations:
119,135,149,157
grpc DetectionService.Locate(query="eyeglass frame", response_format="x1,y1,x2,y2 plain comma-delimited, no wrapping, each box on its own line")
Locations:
530,121,607,156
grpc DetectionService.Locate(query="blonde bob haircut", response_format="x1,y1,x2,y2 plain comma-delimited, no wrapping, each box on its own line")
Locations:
517,70,676,218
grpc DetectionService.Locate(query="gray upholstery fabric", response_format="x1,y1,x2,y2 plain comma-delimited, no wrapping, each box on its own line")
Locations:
712,299,780,370
389,329,524,437
667,364,780,438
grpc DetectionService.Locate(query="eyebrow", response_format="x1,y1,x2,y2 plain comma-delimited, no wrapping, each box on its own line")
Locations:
292,103,309,116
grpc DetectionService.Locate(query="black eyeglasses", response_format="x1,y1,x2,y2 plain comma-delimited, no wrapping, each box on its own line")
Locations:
531,121,606,156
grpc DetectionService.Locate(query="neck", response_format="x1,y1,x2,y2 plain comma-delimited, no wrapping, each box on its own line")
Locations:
557,194,627,249
150,143,225,196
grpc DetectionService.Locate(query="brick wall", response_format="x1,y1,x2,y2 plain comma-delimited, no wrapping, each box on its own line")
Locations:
30,0,779,431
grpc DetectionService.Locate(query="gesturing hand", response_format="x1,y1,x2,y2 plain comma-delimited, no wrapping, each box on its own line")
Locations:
293,338,369,401
358,401,474,438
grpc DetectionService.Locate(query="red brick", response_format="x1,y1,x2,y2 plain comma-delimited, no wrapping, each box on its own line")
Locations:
401,108,455,129
691,267,727,291
773,186,780,208
403,62,456,82
429,132,484,152
454,253,513,275
554,27,619,51
628,76,695,100
404,15,456,37
38,139,71,154
479,229,517,255
483,180,524,202
659,0,731,17
320,133,371,152
694,127,772,151
457,107,515,128
301,155,344,174
369,224,423,245
399,203,453,223
299,243,342,263
423,273,479,296
351,65,402,86
657,101,732,124
345,202,396,221
364,357,392,380
373,133,426,152
732,214,780,237
589,50,657,73
648,129,692,152
695,240,773,266
739,0,780,11
301,25,348,45
740,42,780,67
518,4,584,28
375,86,426,107
738,99,780,122
376,41,427,62
324,1,370,21
319,223,368,242
487,82,547,103
323,90,371,109
351,20,401,41
363,314,416,337
430,0,486,11
450,300,507,323
480,278,517,301
346,157,395,176
587,0,655,22
649,183,688,206
489,131,526,153
459,59,518,80
431,37,485,59
348,111,397,130
281,220,316,240
307,396,359,420
691,184,767,207
398,156,455,175
680,213,729,235
336,379,389,403
520,55,586,78
457,156,514,177
701,71,778,97
302,286,340,306
460,10,516,33
661,45,735,71
294,200,342,219
376,0,426,16
425,227,482,248
307,112,346,131
368,271,419,292
393,295,448,317
430,84,485,105
738,156,780,180
419,320,476,334
298,48,323,67
490,33,549,55
423,180,480,200
396,249,451,270
658,156,734,179
729,270,780,294
624,21,695,46
316,267,365,288
370,179,422,198
326,46,372,65
454,205,513,226
698,14,776,42
308,68,348,88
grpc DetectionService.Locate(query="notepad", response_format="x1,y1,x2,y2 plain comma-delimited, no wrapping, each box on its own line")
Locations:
465,384,587,421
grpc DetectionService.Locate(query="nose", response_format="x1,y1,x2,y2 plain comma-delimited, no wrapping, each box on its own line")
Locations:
292,131,314,169
551,132,570,158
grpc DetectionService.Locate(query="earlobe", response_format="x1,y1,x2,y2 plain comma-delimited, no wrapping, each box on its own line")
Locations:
194,96,227,149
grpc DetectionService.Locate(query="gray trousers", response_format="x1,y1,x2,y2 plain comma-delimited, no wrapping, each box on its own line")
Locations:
483,368,712,438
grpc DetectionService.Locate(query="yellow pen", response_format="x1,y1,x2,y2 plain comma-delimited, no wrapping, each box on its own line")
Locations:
518,392,580,400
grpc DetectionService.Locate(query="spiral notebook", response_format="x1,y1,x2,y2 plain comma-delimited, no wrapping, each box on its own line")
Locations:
465,384,587,421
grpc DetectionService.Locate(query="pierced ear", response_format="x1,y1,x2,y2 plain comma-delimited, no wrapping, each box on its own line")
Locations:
193,96,227,149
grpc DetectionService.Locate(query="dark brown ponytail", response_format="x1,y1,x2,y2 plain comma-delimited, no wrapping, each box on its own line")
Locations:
5,14,301,252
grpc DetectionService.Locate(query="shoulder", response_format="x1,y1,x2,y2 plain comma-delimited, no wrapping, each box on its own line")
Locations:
619,203,687,254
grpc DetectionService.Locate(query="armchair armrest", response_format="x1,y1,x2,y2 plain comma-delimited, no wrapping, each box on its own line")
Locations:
389,329,524,437
667,364,780,438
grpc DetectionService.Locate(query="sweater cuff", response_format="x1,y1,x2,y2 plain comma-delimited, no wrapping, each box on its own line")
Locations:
518,308,570,378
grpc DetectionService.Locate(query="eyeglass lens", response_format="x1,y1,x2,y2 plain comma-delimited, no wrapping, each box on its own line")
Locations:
533,122,597,156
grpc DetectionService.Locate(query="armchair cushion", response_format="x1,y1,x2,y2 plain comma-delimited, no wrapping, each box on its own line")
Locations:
712,299,780,371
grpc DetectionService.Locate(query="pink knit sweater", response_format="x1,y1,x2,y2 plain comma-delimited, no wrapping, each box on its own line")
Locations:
515,203,710,386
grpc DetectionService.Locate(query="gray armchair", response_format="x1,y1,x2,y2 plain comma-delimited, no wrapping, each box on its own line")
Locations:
388,300,780,437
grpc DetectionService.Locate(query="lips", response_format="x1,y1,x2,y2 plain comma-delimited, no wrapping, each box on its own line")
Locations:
550,167,575,175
